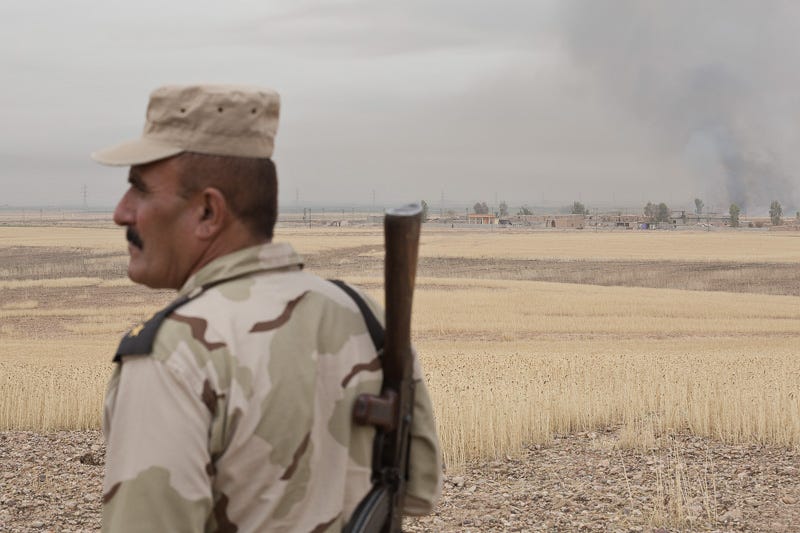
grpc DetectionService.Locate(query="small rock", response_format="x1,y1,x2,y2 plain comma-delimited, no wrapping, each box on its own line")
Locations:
79,453,102,466
781,495,797,505
30,521,44,528
451,476,465,487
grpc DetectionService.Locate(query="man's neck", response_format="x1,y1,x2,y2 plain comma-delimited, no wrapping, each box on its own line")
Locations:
182,224,269,289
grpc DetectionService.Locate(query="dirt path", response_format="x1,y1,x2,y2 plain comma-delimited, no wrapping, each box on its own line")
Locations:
2,430,799,532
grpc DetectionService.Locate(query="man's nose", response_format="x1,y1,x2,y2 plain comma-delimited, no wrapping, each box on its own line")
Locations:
113,190,134,226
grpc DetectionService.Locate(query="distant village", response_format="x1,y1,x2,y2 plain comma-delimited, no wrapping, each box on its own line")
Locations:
453,211,797,231
278,199,800,231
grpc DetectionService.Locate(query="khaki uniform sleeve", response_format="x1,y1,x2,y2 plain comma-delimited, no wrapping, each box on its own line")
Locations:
403,352,443,515
102,354,213,532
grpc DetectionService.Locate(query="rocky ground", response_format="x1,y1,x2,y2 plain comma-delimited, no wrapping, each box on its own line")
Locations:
0,432,103,533
2,429,799,532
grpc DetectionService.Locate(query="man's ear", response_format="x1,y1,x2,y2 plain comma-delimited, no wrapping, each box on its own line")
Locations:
195,188,227,240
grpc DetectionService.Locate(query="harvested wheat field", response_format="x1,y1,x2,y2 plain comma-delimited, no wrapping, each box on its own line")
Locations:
2,220,800,531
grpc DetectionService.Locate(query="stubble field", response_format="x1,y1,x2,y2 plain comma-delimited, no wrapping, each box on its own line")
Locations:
2,220,800,531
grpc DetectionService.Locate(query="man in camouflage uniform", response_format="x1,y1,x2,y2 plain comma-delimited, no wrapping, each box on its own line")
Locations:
91,84,441,532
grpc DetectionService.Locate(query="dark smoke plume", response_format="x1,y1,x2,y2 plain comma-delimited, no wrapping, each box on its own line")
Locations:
559,0,800,212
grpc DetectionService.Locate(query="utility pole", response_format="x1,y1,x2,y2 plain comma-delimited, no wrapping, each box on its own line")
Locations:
81,184,88,210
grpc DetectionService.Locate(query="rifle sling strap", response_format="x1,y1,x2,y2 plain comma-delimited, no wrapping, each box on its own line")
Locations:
329,279,385,352
330,279,397,533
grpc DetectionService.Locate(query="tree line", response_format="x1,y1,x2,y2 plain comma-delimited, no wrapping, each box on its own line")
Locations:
418,197,794,226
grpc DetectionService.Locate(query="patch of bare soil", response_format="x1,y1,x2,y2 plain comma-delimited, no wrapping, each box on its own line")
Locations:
1,285,172,339
409,429,800,532
306,250,800,297
5,244,798,297
0,247,129,281
422,258,800,296
2,430,798,532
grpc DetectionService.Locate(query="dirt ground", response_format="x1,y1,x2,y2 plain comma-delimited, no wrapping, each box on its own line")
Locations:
5,244,798,295
2,429,799,532
3,236,800,531
4,243,799,342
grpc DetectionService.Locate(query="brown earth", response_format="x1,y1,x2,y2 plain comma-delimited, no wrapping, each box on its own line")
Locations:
307,248,800,297
2,429,799,532
5,245,800,297
5,244,799,342
3,240,800,531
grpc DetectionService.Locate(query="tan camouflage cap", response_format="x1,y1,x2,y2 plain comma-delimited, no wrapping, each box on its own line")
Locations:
91,84,280,166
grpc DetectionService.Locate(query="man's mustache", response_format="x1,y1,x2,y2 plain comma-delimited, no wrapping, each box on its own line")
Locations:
126,227,144,250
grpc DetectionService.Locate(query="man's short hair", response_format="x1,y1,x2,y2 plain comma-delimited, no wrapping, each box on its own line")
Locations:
176,152,278,240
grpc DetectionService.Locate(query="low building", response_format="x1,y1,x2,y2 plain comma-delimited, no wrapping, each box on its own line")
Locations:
467,214,497,224
510,214,586,228
543,214,585,229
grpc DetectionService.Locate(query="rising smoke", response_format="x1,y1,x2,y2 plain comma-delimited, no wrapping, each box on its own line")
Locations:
559,0,800,213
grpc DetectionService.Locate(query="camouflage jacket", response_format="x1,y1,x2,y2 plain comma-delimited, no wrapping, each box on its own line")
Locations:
102,242,441,532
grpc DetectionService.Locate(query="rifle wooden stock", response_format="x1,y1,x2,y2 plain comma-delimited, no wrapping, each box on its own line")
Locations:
353,390,397,431
344,204,422,533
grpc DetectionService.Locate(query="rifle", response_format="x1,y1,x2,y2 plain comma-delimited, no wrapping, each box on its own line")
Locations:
343,204,423,533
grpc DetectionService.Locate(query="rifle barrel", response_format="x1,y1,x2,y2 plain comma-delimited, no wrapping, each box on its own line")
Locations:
383,204,422,384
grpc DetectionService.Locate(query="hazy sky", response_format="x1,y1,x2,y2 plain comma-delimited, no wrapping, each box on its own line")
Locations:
3,0,799,213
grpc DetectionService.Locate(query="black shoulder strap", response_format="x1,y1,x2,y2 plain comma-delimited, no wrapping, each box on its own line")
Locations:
329,279,385,352
114,293,193,362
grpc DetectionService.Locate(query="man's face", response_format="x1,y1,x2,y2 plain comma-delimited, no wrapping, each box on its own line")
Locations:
113,157,202,289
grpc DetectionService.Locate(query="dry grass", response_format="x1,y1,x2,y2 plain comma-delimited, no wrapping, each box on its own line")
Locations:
648,443,719,529
0,227,125,250
414,230,800,263
409,338,800,470
0,340,111,430
2,223,799,477
345,276,800,469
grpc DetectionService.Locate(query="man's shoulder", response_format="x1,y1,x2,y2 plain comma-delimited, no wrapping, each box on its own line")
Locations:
184,269,378,318
118,269,381,365
115,294,194,361
188,273,383,369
